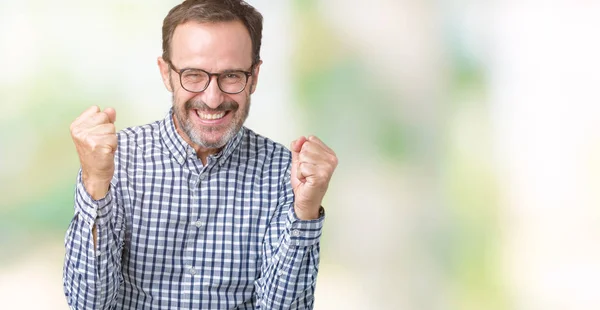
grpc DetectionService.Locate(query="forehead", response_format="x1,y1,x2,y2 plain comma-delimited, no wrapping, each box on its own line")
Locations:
170,20,253,71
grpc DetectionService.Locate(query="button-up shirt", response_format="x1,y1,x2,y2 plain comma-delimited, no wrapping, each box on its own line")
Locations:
63,110,324,309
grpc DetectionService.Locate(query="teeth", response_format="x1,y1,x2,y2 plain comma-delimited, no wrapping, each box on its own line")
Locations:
196,111,225,120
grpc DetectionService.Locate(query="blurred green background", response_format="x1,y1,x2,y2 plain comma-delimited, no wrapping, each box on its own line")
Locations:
1,1,600,309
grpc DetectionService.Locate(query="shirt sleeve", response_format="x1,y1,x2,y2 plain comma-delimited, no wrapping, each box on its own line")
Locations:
63,170,126,309
254,164,325,309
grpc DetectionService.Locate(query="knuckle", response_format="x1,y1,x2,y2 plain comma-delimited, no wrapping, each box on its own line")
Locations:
70,126,80,138
75,128,90,141
318,169,330,180
97,112,110,123
86,137,98,149
330,154,338,166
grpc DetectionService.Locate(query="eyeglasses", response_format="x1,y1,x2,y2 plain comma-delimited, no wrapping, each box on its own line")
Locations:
167,61,253,94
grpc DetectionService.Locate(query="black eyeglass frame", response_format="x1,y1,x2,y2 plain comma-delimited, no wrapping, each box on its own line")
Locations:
167,61,254,94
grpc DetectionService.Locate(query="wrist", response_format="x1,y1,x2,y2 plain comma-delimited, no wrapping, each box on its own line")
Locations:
293,204,324,220
82,173,111,200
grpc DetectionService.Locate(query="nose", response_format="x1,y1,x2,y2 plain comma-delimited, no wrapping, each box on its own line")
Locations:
202,75,225,109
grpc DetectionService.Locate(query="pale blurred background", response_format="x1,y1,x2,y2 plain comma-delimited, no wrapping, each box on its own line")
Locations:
1,0,599,309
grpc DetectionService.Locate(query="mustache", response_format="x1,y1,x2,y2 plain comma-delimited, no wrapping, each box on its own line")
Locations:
184,99,239,112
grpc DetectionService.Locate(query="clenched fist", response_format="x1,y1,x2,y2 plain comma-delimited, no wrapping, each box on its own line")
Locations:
70,106,117,200
290,136,338,220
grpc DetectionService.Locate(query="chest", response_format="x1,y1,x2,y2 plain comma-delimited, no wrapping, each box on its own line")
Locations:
117,153,281,289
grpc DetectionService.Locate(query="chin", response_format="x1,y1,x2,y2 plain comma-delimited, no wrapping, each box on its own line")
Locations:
192,131,230,149
199,139,227,149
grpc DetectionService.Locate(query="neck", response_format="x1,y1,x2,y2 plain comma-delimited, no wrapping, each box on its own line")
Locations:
194,145,222,166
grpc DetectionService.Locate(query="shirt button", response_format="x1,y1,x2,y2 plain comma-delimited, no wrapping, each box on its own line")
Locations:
194,221,203,228
189,268,197,275
292,229,301,237
199,174,206,181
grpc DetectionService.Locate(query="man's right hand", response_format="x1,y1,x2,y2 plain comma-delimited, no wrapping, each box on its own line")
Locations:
70,106,118,200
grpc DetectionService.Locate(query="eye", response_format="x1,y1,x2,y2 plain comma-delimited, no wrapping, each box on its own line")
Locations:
228,73,242,79
221,72,244,81
182,71,207,83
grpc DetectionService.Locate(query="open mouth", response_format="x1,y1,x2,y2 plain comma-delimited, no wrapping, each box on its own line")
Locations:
196,110,228,120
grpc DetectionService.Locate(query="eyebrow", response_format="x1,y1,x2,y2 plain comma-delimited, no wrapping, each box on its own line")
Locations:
180,66,251,73
220,68,249,73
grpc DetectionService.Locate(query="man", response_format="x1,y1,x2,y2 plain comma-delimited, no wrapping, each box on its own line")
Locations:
63,0,337,309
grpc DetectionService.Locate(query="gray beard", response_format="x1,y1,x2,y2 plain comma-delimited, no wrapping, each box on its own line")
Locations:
173,95,250,149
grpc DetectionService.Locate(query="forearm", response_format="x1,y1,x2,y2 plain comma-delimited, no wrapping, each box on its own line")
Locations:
256,206,324,310
63,171,124,309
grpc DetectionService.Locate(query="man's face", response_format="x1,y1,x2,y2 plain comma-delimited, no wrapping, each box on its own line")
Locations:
158,20,260,150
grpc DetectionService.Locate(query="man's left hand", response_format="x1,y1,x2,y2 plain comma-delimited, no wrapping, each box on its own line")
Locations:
290,136,338,220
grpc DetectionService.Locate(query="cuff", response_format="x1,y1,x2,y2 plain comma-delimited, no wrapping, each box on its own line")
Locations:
285,206,325,247
74,170,113,226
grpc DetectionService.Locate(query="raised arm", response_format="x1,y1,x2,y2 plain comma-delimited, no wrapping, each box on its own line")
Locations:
255,136,337,309
63,106,125,309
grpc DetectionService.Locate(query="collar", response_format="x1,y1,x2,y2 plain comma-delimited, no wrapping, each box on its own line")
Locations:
159,108,244,166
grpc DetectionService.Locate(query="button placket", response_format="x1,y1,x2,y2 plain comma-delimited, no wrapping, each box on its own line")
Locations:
183,169,202,279
193,171,207,230
189,171,199,189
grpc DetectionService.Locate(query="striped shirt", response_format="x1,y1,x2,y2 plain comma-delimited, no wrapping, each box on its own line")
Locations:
63,110,324,309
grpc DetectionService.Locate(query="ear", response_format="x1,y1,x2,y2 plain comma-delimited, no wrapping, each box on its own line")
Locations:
249,60,262,94
157,57,174,92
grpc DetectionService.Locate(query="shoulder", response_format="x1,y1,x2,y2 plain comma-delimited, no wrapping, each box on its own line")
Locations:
116,120,163,153
237,127,292,166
